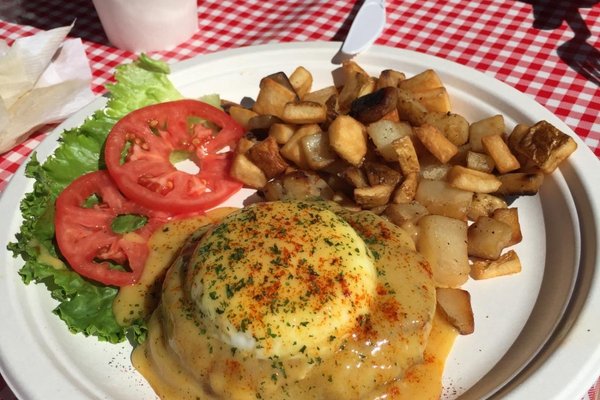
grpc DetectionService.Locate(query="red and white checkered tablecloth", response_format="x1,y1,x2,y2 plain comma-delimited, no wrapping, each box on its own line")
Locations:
0,1,598,399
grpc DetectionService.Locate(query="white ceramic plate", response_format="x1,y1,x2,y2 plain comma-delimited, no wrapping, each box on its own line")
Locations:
0,42,599,400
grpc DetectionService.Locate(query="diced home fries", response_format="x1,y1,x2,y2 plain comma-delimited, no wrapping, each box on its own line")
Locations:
225,60,577,335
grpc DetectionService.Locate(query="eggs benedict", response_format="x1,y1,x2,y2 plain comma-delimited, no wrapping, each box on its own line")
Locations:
133,201,437,399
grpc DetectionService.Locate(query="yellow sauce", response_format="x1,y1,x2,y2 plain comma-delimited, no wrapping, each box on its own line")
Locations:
113,208,238,326
130,201,455,399
383,309,458,399
31,239,66,270
134,307,456,400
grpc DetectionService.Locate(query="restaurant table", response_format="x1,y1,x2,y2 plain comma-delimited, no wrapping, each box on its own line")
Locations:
0,1,599,399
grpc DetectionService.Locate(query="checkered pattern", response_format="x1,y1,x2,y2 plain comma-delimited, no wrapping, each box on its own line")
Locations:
0,0,598,398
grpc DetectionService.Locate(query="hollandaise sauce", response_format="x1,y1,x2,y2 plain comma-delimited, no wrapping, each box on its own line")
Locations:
113,208,238,326
129,201,453,399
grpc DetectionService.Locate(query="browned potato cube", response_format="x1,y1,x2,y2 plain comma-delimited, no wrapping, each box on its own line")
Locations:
415,179,473,220
261,71,297,94
379,108,400,122
392,172,419,203
228,105,258,129
495,171,544,196
414,87,451,113
398,69,444,92
367,119,413,161
269,123,296,145
323,93,340,128
354,184,395,208
436,287,475,335
393,135,420,175
253,77,298,118
262,170,333,201
235,137,256,154
492,207,522,245
357,77,377,98
280,124,322,169
376,69,406,89
289,66,313,98
447,165,502,193
470,250,522,280
467,193,508,221
300,132,337,170
281,101,327,124
415,123,458,163
328,115,368,166
246,136,289,178
417,215,469,288
339,62,372,113
396,88,428,126
384,200,428,243
466,151,496,173
507,123,536,168
423,111,470,146
384,201,429,226
469,114,505,152
512,120,577,173
341,166,369,188
467,216,513,260
303,85,338,105
364,161,402,187
349,87,398,124
419,154,451,180
230,154,267,189
481,134,521,173
342,59,370,76
507,123,530,155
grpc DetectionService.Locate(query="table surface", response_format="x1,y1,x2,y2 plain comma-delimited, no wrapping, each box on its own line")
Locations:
0,1,598,399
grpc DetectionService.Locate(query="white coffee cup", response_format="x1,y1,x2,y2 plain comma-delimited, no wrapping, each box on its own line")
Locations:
92,0,198,52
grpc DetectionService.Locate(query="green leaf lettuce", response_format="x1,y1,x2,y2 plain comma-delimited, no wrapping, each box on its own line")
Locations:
7,56,183,344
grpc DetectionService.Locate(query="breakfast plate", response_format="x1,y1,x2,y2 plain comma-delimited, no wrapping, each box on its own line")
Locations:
0,41,599,400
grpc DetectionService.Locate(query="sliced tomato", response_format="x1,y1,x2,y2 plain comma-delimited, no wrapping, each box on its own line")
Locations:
54,170,167,287
104,99,244,214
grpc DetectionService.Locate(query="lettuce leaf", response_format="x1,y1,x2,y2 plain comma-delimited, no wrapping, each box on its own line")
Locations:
7,56,183,344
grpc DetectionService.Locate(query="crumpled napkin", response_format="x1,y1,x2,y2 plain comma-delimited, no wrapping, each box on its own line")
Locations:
0,23,95,154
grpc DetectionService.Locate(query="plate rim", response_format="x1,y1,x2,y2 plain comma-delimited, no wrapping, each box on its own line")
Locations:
0,40,599,400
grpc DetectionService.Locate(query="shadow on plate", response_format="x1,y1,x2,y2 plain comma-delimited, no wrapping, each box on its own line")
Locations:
515,0,600,86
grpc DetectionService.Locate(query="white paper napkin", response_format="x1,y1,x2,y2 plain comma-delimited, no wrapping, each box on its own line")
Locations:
0,24,95,154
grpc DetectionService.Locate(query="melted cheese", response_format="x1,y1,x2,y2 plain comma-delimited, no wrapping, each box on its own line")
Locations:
132,201,443,399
